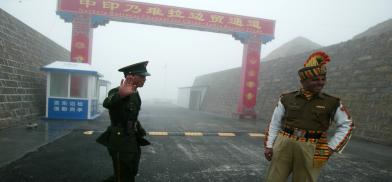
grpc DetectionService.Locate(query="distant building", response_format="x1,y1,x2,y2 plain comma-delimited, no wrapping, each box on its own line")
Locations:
177,86,208,110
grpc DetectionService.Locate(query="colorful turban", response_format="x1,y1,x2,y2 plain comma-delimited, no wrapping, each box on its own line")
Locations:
298,51,330,80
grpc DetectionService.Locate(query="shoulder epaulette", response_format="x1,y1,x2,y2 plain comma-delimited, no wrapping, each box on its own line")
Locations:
108,87,119,95
321,92,340,100
280,91,298,97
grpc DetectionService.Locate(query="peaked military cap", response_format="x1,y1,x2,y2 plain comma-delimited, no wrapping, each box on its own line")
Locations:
298,51,330,80
118,61,151,76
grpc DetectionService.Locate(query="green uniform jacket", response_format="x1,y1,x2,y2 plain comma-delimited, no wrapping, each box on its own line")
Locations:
97,87,149,152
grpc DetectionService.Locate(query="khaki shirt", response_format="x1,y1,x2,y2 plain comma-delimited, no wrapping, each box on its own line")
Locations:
281,91,340,131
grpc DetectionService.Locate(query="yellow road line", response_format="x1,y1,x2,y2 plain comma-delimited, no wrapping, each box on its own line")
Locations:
83,130,94,135
148,131,169,136
249,133,265,137
91,130,265,137
218,132,236,137
184,132,203,136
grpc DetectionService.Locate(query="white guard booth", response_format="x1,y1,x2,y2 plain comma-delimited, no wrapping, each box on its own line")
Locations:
41,61,103,120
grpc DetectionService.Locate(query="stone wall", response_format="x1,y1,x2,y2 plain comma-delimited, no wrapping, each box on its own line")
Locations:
193,30,392,145
0,9,69,129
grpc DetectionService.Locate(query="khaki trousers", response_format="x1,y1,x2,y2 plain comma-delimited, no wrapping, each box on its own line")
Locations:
265,134,323,182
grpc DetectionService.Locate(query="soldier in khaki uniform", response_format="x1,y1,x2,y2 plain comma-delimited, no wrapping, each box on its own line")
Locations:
97,61,151,182
264,51,354,182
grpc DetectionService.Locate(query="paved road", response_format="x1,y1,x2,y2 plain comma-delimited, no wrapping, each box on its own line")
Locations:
0,103,391,182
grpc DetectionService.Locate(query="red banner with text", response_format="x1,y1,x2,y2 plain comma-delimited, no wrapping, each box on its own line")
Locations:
58,0,274,36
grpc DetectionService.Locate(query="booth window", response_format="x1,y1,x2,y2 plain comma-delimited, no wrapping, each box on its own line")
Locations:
70,74,88,98
50,72,68,97
92,77,98,98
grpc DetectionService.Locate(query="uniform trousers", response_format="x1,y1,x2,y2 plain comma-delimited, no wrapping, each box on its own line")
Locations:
108,146,141,182
265,133,323,182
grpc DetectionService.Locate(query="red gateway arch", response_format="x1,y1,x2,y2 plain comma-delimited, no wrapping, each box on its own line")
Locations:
57,0,275,119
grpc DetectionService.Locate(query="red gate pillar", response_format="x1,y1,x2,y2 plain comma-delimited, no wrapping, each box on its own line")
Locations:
233,34,261,119
69,14,93,97
70,14,93,64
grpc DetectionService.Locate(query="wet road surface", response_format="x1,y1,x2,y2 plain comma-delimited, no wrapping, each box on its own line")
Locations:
0,103,391,182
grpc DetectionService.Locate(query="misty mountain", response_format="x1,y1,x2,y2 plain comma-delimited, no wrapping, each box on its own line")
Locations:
262,36,322,62
353,18,392,40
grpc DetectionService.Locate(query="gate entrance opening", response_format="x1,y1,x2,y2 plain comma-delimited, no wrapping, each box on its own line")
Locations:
57,0,275,119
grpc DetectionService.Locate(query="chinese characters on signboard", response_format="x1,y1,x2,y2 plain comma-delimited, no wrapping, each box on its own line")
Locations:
52,99,85,113
58,0,274,35
48,98,88,119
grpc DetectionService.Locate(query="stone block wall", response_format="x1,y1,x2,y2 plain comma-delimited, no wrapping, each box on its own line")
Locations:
0,9,69,129
193,30,392,145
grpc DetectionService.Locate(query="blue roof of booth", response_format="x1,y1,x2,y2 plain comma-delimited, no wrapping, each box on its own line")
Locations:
41,61,102,76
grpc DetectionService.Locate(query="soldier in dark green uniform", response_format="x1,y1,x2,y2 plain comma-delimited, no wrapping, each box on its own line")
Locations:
264,52,354,182
97,61,151,182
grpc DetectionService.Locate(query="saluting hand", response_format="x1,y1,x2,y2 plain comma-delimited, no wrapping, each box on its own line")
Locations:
119,75,137,98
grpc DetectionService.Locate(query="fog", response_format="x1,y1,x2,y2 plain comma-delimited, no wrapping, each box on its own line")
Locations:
1,0,391,101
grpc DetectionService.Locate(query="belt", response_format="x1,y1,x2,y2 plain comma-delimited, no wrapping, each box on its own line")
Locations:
281,125,324,139
109,125,136,136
